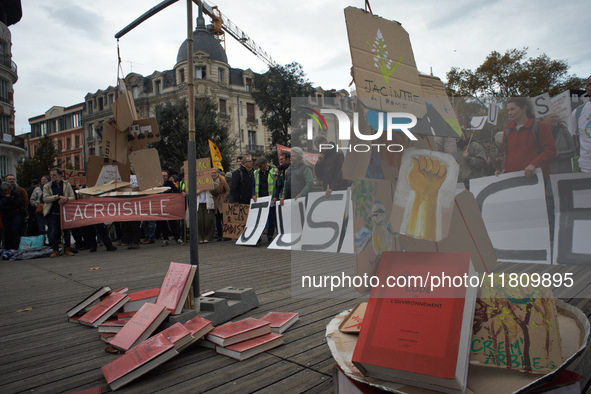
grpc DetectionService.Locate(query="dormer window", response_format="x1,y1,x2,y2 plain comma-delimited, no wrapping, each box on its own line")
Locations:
154,80,162,95
245,78,252,92
195,66,206,80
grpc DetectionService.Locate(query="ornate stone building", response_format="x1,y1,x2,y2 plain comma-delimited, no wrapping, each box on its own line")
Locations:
0,0,25,179
82,15,270,170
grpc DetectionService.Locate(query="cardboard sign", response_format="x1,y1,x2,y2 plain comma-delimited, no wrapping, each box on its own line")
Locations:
96,165,122,186
268,198,306,250
353,179,395,285
551,90,572,125
60,193,185,229
300,191,348,253
77,182,132,197
416,74,462,137
127,118,160,152
131,148,163,191
98,121,129,164
397,189,497,274
63,169,86,187
184,158,213,191
471,277,563,374
487,102,499,125
470,116,487,130
86,156,130,187
551,172,591,265
111,87,138,132
339,189,355,254
344,7,426,118
391,148,459,242
532,93,552,119
470,169,551,264
236,196,271,245
222,203,249,239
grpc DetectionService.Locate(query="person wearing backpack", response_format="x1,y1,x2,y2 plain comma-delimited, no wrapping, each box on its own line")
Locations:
570,75,591,173
497,97,556,179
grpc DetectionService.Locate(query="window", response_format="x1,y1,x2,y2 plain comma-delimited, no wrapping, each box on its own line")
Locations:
87,123,94,141
218,68,224,82
89,147,95,156
66,137,71,150
57,139,62,152
0,79,7,101
195,66,206,80
87,100,93,114
74,156,80,170
98,97,104,111
0,115,9,134
132,86,139,99
154,80,161,95
108,94,114,105
75,135,80,148
66,157,71,167
246,103,255,122
219,99,227,114
179,68,185,83
41,122,47,136
72,112,81,128
0,156,7,179
248,130,257,146
245,78,252,92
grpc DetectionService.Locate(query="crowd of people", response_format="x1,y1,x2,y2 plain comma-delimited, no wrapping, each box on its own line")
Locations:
1,76,589,255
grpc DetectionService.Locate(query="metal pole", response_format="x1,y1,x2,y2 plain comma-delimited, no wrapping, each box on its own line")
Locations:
187,0,200,304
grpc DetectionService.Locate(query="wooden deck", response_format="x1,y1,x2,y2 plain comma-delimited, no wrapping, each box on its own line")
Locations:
0,242,590,393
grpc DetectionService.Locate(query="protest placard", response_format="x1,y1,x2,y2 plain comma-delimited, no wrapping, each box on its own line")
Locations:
222,202,249,239
184,158,213,191
236,197,271,246
470,169,551,264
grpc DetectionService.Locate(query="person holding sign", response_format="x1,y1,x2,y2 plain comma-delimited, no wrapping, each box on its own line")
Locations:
281,147,313,205
498,97,556,179
43,168,76,258
230,156,254,204
211,168,230,242
570,75,591,173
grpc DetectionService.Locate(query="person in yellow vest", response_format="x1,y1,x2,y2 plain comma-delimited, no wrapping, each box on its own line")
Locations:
252,157,277,244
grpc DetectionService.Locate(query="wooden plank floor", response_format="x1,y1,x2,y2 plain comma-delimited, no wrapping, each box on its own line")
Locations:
0,242,589,393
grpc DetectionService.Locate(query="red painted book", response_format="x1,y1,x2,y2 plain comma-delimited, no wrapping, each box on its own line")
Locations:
206,318,271,347
78,292,129,328
179,315,213,351
259,312,299,334
351,251,477,394
117,311,137,320
216,332,284,361
123,288,160,312
110,303,170,351
155,263,197,315
100,332,116,343
98,319,128,334
66,286,112,318
101,334,178,391
160,322,193,350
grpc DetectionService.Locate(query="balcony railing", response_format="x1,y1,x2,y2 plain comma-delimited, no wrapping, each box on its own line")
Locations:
246,144,264,154
0,54,17,75
0,133,25,149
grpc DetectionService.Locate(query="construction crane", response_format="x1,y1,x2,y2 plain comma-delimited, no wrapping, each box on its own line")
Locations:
115,0,277,68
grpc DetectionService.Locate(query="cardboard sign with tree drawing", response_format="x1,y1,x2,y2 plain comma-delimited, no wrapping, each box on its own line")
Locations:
471,275,563,374
344,6,426,118
391,148,459,242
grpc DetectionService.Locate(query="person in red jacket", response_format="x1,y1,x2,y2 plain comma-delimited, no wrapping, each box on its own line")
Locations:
499,97,556,178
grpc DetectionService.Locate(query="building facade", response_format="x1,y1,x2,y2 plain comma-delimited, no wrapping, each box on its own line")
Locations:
0,0,25,179
28,104,85,170
82,16,270,169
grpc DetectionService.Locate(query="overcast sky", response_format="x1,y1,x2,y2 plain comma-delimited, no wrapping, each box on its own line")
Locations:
9,0,590,135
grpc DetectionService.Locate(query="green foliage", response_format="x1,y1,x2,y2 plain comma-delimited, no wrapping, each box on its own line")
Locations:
16,134,57,187
152,97,236,175
252,62,313,148
447,48,585,98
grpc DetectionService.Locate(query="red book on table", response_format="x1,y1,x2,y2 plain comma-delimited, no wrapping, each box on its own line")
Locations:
352,251,476,394
180,315,213,351
78,292,129,328
259,312,299,333
206,318,270,347
110,303,169,351
155,262,196,315
123,288,160,312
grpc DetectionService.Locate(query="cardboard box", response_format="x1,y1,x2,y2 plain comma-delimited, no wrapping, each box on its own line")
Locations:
130,148,163,191
111,88,138,132
98,121,129,164
128,118,161,152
